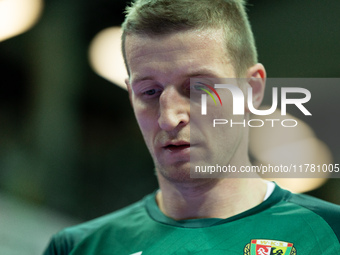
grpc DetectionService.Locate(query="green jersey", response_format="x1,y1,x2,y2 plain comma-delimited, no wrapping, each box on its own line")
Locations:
43,184,340,254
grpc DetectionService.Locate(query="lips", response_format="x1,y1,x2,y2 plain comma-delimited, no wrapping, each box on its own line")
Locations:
159,141,191,163
163,141,190,152
165,144,190,151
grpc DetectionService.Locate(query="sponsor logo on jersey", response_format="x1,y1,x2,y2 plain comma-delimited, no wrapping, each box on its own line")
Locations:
243,239,296,255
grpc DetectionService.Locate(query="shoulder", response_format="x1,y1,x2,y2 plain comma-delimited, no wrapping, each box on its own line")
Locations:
43,195,150,255
283,189,340,241
62,198,146,242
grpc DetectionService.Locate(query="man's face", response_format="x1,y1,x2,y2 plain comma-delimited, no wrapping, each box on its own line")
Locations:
125,28,247,182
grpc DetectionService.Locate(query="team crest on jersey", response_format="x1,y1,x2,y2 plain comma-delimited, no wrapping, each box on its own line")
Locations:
243,239,296,255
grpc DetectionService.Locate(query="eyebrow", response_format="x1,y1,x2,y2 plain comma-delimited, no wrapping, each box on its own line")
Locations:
132,76,153,82
188,70,219,78
130,76,155,87
131,68,220,86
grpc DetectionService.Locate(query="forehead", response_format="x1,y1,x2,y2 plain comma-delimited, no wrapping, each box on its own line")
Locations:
125,28,224,55
124,28,234,81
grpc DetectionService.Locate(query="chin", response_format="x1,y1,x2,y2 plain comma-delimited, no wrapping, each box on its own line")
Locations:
156,163,196,184
157,164,220,186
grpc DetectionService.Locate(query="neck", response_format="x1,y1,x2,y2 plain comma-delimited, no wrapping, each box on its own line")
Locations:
156,176,267,220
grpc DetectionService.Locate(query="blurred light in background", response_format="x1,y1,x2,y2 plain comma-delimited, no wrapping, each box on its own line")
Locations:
0,0,43,41
88,27,128,89
249,108,332,193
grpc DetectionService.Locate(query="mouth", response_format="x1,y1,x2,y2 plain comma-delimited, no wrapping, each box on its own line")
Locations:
163,142,190,152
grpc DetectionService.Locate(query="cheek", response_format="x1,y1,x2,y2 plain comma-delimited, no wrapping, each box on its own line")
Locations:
133,107,160,157
132,97,157,122
209,100,234,120
134,106,158,134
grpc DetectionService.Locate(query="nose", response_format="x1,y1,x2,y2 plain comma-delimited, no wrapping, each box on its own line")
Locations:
158,86,189,131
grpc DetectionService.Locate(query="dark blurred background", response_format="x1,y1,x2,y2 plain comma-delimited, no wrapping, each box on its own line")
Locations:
1,0,340,253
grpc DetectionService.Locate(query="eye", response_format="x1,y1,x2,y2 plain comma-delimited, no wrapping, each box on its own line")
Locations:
193,84,205,91
141,87,162,98
185,80,207,96
144,89,157,96
190,82,210,93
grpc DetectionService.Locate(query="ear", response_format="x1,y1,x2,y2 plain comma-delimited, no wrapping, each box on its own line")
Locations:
245,63,266,112
125,77,134,107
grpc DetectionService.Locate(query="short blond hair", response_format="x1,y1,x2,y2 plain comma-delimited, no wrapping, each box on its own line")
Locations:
122,0,257,77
